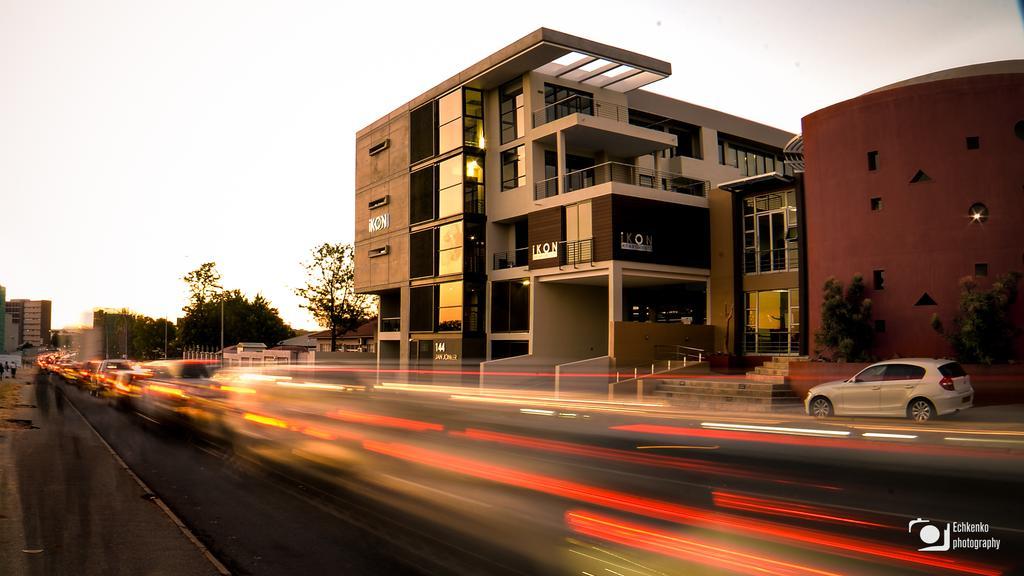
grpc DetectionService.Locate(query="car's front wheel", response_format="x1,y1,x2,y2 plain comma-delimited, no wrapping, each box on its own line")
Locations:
809,396,833,418
908,398,935,422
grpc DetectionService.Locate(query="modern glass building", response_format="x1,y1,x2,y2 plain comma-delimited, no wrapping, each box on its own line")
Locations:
354,29,795,375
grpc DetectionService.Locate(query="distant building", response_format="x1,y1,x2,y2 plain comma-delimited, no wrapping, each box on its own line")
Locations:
3,298,50,349
311,321,377,353
278,332,317,350
221,341,313,366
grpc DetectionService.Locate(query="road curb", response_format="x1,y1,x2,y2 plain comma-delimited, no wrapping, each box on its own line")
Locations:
64,387,232,576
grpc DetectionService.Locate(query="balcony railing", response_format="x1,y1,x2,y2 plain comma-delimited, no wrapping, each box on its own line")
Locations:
533,161,709,201
534,175,558,200
380,317,400,332
743,246,800,275
744,331,800,355
560,238,593,267
493,247,529,270
533,94,629,128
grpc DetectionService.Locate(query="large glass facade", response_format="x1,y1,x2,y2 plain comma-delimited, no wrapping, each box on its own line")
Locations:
744,289,800,355
742,190,799,274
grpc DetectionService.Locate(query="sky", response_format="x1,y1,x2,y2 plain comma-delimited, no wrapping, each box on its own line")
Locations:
1,0,1022,330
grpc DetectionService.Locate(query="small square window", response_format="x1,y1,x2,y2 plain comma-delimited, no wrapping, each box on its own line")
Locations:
875,320,886,333
867,151,878,171
873,270,885,290
966,136,980,150
975,263,988,277
870,197,882,211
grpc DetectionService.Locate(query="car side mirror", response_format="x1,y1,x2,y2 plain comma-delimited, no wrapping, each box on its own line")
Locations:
849,377,860,383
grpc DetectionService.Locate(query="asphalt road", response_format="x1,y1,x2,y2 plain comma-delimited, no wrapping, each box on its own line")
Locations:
49,371,1024,575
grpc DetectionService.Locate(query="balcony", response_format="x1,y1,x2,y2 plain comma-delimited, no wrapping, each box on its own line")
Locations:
743,246,799,275
531,95,676,158
493,247,529,270
534,161,709,201
533,94,628,128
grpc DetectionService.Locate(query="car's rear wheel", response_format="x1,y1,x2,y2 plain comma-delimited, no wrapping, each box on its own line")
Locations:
908,398,935,422
810,396,833,418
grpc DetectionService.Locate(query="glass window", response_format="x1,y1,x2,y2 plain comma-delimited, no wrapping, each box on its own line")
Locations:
438,91,461,126
438,155,463,219
501,146,526,190
439,120,461,155
437,281,462,332
438,222,462,276
856,365,887,383
410,230,435,278
491,279,530,333
743,190,799,274
439,156,462,190
439,187,461,220
500,79,525,144
409,286,434,332
410,102,437,164
463,88,483,119
465,283,483,333
410,165,436,224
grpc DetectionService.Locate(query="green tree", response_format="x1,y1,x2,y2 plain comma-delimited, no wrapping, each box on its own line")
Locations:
176,290,293,350
931,271,1021,364
295,243,377,352
814,275,874,362
175,262,294,350
183,262,222,308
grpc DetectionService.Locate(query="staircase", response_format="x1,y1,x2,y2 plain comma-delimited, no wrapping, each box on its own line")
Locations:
652,356,808,412
745,355,810,383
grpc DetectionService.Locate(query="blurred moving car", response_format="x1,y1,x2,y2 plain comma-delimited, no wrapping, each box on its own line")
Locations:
132,360,222,428
805,359,973,421
91,359,139,395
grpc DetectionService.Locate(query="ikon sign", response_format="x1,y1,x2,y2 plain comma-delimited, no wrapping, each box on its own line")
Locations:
532,241,559,260
620,231,653,252
368,213,390,233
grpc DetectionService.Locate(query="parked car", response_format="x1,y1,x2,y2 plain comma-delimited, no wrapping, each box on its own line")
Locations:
805,359,973,422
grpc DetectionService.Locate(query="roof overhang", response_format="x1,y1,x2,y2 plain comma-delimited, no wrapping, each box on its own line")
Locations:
465,35,670,94
718,172,795,194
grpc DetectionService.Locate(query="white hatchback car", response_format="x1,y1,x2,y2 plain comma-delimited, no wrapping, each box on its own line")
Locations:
805,359,973,422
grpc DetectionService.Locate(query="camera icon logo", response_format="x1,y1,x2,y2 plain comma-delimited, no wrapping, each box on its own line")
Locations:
908,518,950,552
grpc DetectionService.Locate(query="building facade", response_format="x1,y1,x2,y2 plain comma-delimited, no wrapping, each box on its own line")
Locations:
801,61,1024,360
4,299,51,349
354,29,794,372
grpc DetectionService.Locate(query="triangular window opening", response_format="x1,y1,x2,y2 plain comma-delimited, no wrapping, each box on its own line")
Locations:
915,292,937,306
910,170,931,183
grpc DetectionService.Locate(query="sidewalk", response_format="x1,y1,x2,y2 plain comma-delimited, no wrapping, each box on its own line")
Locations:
0,367,223,575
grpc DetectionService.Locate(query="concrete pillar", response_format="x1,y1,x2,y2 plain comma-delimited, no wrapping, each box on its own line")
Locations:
556,130,566,195
399,285,411,371
608,264,623,359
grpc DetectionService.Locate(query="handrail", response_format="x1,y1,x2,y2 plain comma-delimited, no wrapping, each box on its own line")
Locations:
493,247,529,270
534,175,559,200
532,94,629,128
563,161,709,197
743,245,799,274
